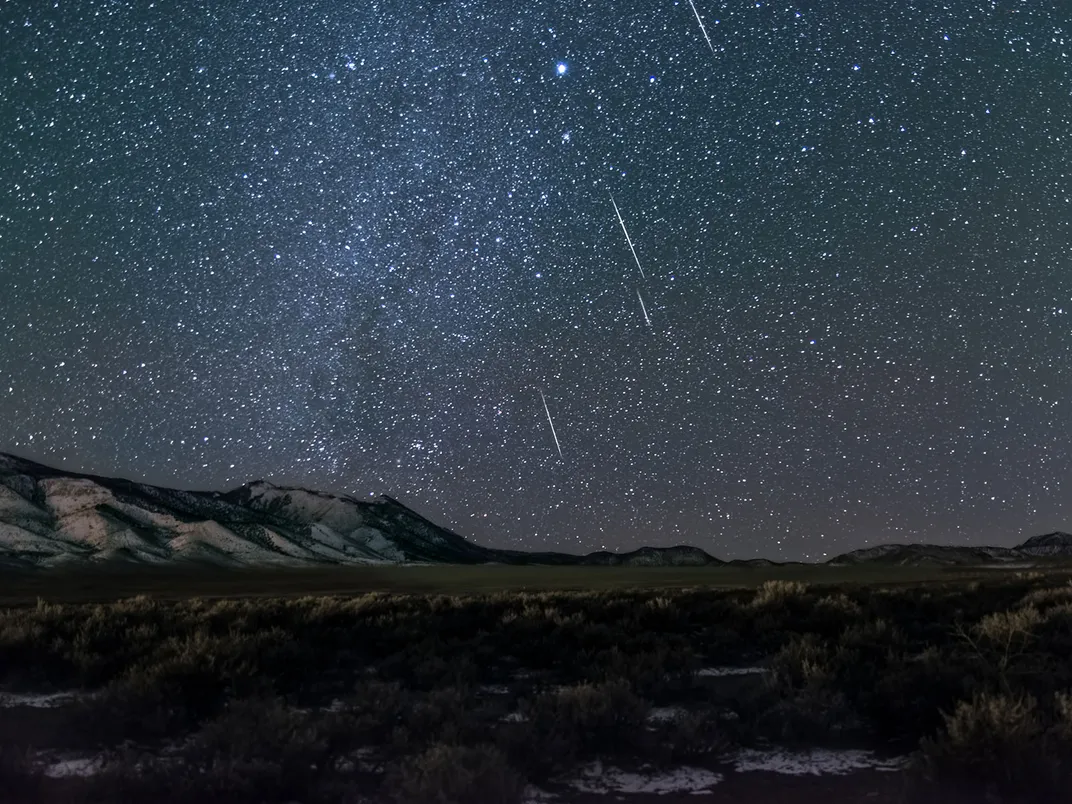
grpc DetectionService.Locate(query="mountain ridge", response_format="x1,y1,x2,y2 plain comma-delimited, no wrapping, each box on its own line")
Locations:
0,452,719,568
0,452,1069,568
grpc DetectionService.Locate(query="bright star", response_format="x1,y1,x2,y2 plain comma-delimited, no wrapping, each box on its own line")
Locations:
556,62,567,75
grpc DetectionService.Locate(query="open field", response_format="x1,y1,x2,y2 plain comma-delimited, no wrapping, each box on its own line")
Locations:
3,570,1072,802
2,562,1069,604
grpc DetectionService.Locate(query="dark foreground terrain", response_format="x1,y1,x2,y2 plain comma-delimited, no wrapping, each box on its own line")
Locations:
2,569,1072,803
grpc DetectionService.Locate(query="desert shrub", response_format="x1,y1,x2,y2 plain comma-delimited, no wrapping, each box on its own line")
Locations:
61,604,167,686
335,680,410,744
854,587,958,646
840,617,899,649
757,634,862,742
917,692,1059,801
68,632,276,747
571,621,625,656
636,595,683,631
412,653,479,691
646,595,675,611
384,743,524,804
754,684,860,743
377,638,482,691
70,674,183,747
826,619,907,720
1051,691,1072,746
0,613,77,688
693,629,749,666
391,686,486,754
767,634,830,691
647,709,730,764
76,698,368,804
868,647,977,741
974,607,1042,648
1035,604,1072,673
751,580,809,607
177,697,333,801
957,606,1043,691
1019,582,1072,611
129,653,242,725
587,643,699,702
805,593,864,637
817,593,862,615
508,680,648,779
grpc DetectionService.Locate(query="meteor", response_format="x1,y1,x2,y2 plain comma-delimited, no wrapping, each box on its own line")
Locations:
687,0,716,55
636,288,652,326
610,194,646,280
538,389,563,459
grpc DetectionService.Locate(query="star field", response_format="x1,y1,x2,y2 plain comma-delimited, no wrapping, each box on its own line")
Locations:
1,1,1070,560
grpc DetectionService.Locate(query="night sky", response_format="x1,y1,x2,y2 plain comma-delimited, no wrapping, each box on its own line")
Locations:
2,1,1070,560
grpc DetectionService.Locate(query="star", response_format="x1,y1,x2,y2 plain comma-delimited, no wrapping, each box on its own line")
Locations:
0,0,1067,561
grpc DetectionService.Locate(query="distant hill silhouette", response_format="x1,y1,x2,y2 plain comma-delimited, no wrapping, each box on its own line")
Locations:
0,452,1067,569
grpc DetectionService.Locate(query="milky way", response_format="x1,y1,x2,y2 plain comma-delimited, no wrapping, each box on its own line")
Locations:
1,1,1069,559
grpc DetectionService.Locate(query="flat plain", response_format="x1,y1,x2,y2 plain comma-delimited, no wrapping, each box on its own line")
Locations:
0,561,1041,605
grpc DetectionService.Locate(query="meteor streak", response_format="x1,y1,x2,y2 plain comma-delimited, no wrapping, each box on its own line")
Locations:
687,0,715,55
539,389,563,459
610,194,646,280
636,288,652,326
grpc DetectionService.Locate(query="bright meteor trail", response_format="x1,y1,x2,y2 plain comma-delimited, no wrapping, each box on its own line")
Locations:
687,0,715,54
687,0,715,55
3,0,1066,561
637,288,652,326
610,193,646,280
539,389,563,459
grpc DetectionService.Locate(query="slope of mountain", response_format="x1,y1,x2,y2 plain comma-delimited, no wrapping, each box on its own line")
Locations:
0,452,540,568
828,543,1029,567
0,452,698,568
1018,532,1072,557
727,558,780,567
581,545,722,567
1,452,1068,569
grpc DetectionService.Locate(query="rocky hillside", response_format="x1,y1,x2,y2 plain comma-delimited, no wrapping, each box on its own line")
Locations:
1018,532,1072,557
0,453,539,568
0,453,707,568
827,538,1072,567
0,452,1067,569
581,545,722,567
